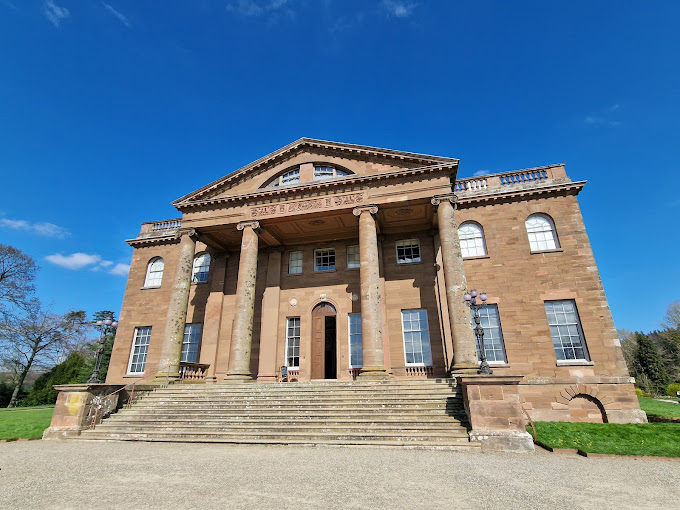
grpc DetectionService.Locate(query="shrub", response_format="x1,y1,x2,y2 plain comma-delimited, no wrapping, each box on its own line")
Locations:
635,388,651,398
666,383,680,397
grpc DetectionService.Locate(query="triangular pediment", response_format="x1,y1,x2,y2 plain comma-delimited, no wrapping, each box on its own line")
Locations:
172,138,458,208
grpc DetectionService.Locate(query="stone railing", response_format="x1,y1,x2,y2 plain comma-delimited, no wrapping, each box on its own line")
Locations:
348,368,361,380
454,164,568,197
405,366,434,378
179,362,210,382
135,218,182,239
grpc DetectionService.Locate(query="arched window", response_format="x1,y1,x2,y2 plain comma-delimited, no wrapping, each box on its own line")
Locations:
458,222,487,257
191,253,211,283
526,214,559,251
144,257,164,288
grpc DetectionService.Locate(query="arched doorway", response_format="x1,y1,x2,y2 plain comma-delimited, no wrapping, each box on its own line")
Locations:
311,302,337,379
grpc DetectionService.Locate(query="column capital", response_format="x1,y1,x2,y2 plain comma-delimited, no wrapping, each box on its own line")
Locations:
352,204,378,217
431,194,458,207
236,220,260,231
176,227,197,240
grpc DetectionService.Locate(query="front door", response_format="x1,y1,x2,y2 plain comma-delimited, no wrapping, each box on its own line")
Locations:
311,302,337,379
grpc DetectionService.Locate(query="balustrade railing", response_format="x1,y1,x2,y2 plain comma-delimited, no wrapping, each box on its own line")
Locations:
455,164,566,195
498,168,548,186
454,178,487,193
179,363,210,382
405,366,434,378
151,219,182,232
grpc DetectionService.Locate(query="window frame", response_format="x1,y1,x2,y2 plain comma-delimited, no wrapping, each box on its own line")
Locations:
144,257,164,288
400,309,433,366
127,326,152,375
458,222,487,258
285,317,301,369
395,239,421,264
191,253,211,283
526,213,560,252
346,245,360,269
280,168,300,186
314,248,336,272
544,300,590,362
348,313,363,368
474,304,507,364
180,323,202,363
288,251,303,275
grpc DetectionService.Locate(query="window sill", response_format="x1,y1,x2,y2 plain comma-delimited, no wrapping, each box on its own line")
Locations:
286,272,304,277
397,260,423,266
346,266,360,271
124,373,145,378
487,363,510,367
556,360,594,366
191,281,208,286
141,286,160,290
313,269,337,274
463,255,490,261
530,248,564,255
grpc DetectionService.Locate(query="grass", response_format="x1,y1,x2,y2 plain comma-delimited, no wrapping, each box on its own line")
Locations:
531,421,680,457
638,396,680,418
0,406,54,440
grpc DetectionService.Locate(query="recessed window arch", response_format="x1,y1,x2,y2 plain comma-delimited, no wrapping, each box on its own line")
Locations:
458,222,487,257
313,165,352,181
191,253,211,283
144,257,164,288
264,166,301,188
525,213,560,251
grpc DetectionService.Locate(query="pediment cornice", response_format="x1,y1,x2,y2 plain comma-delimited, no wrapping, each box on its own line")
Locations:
172,138,458,208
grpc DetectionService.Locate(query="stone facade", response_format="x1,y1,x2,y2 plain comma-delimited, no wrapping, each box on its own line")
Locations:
104,138,645,430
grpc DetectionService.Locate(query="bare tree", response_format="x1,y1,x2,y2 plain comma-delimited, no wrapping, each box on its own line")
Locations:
662,300,680,330
0,302,88,407
0,244,38,316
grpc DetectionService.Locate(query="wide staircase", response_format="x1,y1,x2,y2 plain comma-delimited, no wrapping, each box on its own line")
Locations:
77,379,479,449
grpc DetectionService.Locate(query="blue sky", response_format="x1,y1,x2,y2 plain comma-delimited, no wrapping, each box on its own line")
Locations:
0,1,678,333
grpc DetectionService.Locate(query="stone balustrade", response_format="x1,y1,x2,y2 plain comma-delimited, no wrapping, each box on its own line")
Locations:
454,164,569,197
179,363,210,382
135,218,182,239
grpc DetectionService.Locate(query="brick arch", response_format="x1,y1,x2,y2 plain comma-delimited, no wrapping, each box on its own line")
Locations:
554,384,611,423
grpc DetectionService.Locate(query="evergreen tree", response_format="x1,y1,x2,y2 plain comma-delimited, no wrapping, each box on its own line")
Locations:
634,332,670,395
22,353,88,406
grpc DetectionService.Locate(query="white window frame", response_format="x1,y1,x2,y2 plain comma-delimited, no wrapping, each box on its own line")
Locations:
401,309,433,366
285,317,301,369
181,323,202,363
314,248,336,272
545,300,590,362
348,313,363,368
474,304,507,364
458,222,487,258
280,168,300,186
127,326,151,374
191,253,211,283
144,257,164,288
396,239,421,264
526,214,559,252
313,165,335,181
346,245,360,269
289,251,303,274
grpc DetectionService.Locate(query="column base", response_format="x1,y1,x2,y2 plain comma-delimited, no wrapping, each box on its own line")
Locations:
450,362,480,375
153,371,180,384
358,366,390,380
223,372,254,383
257,374,278,382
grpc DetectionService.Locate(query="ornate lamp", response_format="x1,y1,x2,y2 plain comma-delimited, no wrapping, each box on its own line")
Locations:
464,290,493,375
87,316,119,384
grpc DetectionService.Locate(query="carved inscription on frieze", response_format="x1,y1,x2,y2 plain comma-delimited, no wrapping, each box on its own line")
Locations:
251,193,364,218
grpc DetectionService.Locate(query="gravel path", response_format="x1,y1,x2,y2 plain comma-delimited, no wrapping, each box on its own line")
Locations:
0,441,676,509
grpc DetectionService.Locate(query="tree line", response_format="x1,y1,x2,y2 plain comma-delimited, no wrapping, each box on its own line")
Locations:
0,244,116,407
619,301,680,397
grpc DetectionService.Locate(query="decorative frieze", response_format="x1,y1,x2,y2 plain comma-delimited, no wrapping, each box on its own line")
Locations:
250,193,365,218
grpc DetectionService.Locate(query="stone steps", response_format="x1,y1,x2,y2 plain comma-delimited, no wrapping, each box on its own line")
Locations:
78,380,477,449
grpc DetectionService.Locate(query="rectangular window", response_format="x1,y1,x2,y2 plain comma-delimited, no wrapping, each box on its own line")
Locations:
474,305,507,363
396,239,421,264
286,317,301,368
401,309,433,365
181,323,202,363
545,300,589,361
289,251,303,274
346,245,360,269
128,326,151,374
348,314,363,368
314,248,335,271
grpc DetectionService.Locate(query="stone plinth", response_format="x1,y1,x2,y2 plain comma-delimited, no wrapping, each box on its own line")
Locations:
457,375,535,452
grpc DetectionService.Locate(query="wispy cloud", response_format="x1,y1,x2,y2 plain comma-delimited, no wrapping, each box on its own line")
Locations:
1,1,17,10
102,2,131,28
584,104,623,128
0,218,70,239
381,0,418,18
226,0,294,19
45,252,129,276
44,0,70,27
473,170,489,177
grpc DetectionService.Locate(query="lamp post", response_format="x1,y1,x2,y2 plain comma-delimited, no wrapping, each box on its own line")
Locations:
464,289,493,375
87,316,118,384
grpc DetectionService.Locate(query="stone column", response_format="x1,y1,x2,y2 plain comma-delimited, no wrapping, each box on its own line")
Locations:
224,220,260,382
257,247,283,382
431,195,478,372
353,205,388,379
155,230,196,382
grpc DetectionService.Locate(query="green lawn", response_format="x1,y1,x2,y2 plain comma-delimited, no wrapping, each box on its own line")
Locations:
0,406,54,440
638,396,680,418
532,421,680,457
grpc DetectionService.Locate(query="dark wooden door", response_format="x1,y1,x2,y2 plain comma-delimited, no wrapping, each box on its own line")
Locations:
311,303,336,379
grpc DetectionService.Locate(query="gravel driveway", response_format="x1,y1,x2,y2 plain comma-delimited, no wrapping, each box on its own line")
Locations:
0,441,676,509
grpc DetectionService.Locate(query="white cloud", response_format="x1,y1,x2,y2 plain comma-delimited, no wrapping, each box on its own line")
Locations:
0,218,70,239
46,253,102,270
584,115,603,125
44,0,70,27
473,170,488,177
609,104,621,112
226,0,293,17
102,2,132,28
109,263,130,276
381,0,418,18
